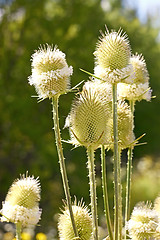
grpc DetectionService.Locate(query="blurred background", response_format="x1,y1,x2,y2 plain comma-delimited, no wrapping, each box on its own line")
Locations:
0,0,160,239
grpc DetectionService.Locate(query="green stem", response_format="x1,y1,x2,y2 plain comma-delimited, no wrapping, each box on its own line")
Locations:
101,145,113,240
112,83,120,240
16,222,22,240
124,100,135,240
118,149,122,240
87,146,99,240
52,96,78,238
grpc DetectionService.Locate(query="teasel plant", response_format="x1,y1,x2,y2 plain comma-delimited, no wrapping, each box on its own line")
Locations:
28,44,79,238
93,27,133,240
117,53,152,239
65,83,111,240
0,172,41,240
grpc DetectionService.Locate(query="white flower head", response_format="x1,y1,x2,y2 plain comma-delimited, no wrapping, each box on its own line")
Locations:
94,28,133,84
83,79,112,102
29,44,73,100
94,64,134,84
118,82,152,102
0,173,42,227
130,53,149,84
127,202,159,240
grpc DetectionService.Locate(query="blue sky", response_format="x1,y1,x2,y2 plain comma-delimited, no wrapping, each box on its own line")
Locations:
124,0,160,24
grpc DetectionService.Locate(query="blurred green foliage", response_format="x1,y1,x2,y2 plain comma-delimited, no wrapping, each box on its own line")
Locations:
0,0,160,235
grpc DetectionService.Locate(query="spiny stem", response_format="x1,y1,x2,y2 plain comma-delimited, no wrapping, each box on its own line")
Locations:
101,145,113,240
118,149,122,240
87,146,99,240
16,222,22,240
112,83,121,240
124,100,135,240
52,96,78,238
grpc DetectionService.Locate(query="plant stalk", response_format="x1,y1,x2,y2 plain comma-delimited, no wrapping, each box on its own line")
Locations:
52,96,78,238
124,100,135,240
87,146,99,240
101,145,113,240
16,222,22,240
112,83,121,240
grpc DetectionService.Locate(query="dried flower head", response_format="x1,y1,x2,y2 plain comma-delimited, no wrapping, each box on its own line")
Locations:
65,83,111,149
130,54,149,84
29,44,73,100
127,202,159,240
107,101,135,150
117,82,152,102
58,200,92,240
94,28,133,84
0,173,42,227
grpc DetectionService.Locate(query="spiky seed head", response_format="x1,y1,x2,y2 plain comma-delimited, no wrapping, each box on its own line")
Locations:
117,82,152,102
127,202,159,240
130,54,149,84
94,29,131,71
0,173,42,227
108,101,135,150
28,44,73,100
6,174,40,208
65,84,111,149
58,201,92,240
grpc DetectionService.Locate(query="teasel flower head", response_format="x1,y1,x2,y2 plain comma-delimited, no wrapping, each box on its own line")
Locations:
0,173,42,227
94,28,133,84
28,44,73,100
107,101,135,150
117,82,152,102
65,83,111,149
58,200,93,240
82,79,112,102
130,53,149,84
127,202,159,240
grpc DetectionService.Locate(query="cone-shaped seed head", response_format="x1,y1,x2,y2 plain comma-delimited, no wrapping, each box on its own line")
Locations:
108,101,135,150
66,84,111,149
58,201,92,240
6,174,40,209
0,173,42,226
29,45,73,99
127,202,159,240
130,54,149,84
94,29,131,71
